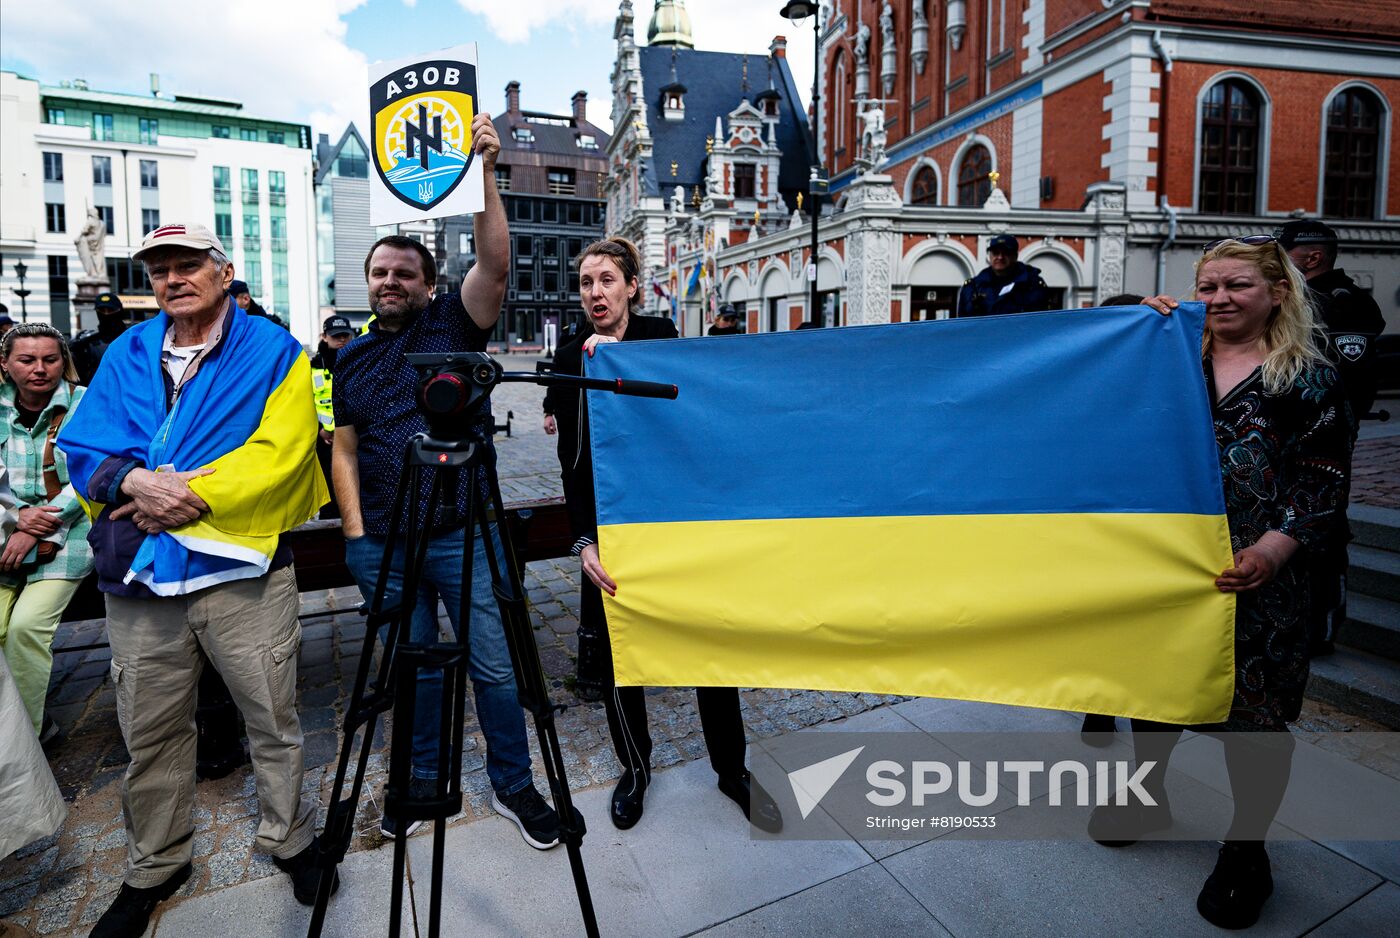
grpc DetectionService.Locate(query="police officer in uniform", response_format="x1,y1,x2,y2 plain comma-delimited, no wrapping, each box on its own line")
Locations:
310,314,355,519
707,304,745,335
956,234,1053,317
70,292,128,385
1277,219,1385,656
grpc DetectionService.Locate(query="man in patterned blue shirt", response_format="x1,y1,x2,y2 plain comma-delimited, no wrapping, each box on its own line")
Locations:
332,114,560,850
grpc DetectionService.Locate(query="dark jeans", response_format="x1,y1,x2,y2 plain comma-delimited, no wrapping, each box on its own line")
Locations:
344,527,533,795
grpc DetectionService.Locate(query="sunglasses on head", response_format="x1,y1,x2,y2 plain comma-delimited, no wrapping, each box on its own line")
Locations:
1202,235,1277,253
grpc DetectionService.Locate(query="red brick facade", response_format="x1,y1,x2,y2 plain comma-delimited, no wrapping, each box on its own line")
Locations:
822,1,1399,222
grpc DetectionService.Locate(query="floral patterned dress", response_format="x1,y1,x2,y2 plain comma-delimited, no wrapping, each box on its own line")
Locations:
1209,359,1351,729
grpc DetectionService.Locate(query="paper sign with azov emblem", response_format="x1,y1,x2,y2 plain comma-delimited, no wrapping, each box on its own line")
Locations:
368,43,483,225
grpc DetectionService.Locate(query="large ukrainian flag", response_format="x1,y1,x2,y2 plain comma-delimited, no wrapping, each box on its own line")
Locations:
586,303,1235,725
58,301,327,596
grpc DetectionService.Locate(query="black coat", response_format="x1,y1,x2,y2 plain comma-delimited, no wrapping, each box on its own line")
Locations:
1308,268,1385,424
956,262,1052,317
550,313,679,545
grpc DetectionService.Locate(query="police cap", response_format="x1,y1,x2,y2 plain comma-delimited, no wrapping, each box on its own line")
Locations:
988,233,1020,256
94,292,123,313
322,314,354,337
1276,219,1337,249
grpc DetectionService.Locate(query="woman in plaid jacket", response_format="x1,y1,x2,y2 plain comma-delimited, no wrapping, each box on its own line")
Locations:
1,323,92,739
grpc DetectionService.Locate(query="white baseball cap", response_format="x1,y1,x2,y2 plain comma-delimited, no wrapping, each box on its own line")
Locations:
132,222,227,260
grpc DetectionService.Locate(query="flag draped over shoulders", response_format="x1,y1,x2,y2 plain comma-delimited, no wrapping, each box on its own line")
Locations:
58,306,327,595
585,303,1236,726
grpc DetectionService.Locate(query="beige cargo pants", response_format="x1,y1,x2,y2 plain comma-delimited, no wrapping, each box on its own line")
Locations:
105,565,315,888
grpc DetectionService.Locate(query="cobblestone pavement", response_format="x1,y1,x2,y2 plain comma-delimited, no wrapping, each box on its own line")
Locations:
1353,434,1400,510
5,360,1398,935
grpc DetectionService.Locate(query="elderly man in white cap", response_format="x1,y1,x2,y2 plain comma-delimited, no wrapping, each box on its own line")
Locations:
57,223,334,937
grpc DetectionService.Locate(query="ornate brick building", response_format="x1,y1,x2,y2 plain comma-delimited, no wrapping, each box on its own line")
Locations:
607,1,1400,333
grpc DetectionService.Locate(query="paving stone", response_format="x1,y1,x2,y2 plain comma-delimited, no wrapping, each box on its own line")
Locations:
219,819,259,853
299,706,338,732
95,828,126,851
14,834,59,861
34,870,88,909
32,899,75,935
206,850,249,889
216,797,259,824
0,880,41,917
302,732,340,768
193,832,218,859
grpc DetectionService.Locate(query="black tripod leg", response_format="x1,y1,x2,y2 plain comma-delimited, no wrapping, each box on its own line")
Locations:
309,441,428,938
476,448,600,938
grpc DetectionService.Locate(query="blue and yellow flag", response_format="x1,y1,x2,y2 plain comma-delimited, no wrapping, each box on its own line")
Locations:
586,303,1235,725
58,302,328,596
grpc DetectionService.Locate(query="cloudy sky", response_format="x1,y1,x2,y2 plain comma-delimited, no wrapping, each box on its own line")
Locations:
0,0,818,139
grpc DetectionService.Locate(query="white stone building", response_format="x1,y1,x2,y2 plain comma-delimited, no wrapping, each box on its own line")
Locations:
0,71,318,341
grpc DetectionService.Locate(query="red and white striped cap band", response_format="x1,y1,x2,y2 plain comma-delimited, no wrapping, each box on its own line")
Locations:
132,222,227,261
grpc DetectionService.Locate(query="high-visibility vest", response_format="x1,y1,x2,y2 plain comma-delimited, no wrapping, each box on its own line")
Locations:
311,366,335,431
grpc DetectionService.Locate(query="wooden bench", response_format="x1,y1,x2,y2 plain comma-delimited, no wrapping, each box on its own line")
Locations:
57,496,573,631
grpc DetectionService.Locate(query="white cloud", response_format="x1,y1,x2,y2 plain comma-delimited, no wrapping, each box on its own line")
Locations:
453,0,616,45
3,0,373,140
586,94,614,134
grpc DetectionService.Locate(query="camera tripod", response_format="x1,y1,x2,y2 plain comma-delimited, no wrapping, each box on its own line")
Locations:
308,353,676,938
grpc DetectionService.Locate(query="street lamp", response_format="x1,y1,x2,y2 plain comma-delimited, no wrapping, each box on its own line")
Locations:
13,260,31,323
780,0,829,327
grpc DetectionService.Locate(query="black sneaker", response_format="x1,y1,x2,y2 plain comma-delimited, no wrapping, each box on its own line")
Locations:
90,863,192,938
380,776,435,838
492,784,561,850
271,836,340,906
1197,841,1273,930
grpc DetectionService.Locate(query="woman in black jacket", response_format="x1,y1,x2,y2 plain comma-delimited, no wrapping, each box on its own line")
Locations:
550,237,780,834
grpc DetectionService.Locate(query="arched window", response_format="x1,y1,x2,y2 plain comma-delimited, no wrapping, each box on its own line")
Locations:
1323,88,1381,219
956,145,991,207
1199,79,1261,215
911,165,938,205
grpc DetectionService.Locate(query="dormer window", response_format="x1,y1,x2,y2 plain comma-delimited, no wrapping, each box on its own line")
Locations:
660,82,687,121
513,127,535,147
756,89,781,118
576,133,598,150
733,162,756,199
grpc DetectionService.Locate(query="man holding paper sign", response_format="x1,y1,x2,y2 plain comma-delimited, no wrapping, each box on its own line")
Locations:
333,108,567,851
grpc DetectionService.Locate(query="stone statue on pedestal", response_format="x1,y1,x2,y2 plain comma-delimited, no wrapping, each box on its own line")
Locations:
75,206,108,281
858,105,888,172
880,2,897,96
853,22,871,100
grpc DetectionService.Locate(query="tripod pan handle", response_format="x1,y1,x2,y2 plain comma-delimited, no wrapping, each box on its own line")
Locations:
613,378,679,399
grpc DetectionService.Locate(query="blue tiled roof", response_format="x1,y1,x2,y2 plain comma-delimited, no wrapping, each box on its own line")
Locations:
637,46,812,206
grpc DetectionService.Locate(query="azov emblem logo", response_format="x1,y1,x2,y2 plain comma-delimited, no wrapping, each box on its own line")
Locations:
1334,334,1368,362
371,60,476,210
